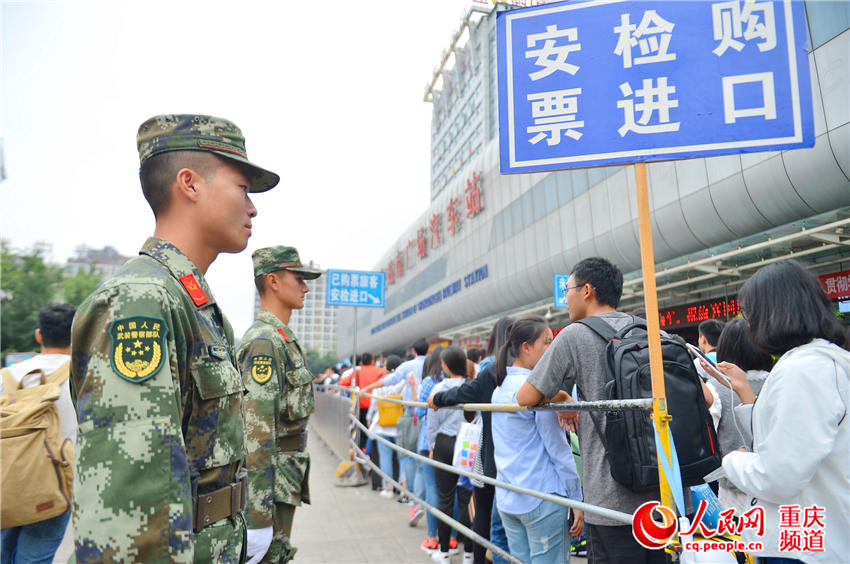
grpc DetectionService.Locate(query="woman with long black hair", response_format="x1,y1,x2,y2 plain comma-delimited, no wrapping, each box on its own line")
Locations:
491,316,584,563
717,261,849,564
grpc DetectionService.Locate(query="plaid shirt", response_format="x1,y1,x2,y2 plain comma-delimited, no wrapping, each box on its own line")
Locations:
415,375,438,421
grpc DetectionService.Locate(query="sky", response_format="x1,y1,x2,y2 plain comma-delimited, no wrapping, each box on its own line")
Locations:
1,0,482,336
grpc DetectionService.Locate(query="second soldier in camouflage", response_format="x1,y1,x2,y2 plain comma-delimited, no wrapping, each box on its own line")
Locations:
238,246,320,563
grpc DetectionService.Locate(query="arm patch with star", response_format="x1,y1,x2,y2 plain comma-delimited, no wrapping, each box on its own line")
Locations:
109,316,169,383
250,354,275,385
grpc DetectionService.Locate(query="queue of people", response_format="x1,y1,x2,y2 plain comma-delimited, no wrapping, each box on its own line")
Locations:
342,256,848,564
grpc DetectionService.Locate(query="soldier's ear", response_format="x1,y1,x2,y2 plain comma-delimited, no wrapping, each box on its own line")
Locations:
174,168,202,203
265,272,279,291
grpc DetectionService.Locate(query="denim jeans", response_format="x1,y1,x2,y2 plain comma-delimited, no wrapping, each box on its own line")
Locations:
421,449,440,537
490,497,511,564
401,452,418,492
376,434,396,490
414,456,427,502
499,499,570,564
1,508,71,564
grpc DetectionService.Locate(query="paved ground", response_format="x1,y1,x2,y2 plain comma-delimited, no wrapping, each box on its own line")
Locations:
53,427,587,563
290,428,433,563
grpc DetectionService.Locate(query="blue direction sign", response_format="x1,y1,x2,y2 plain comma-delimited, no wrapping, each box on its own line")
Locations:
498,0,813,173
326,269,386,308
553,274,570,309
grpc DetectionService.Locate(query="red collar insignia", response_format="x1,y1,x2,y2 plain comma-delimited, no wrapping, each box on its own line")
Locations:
277,328,291,342
180,274,208,306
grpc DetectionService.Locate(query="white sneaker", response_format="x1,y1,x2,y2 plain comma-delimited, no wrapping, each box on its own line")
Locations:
462,552,474,564
379,489,394,499
430,551,450,563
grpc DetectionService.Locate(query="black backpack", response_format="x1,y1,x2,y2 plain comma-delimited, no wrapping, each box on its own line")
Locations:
576,316,721,492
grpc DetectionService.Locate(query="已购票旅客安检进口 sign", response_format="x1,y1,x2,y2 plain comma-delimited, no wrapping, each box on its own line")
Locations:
326,269,386,308
497,0,814,174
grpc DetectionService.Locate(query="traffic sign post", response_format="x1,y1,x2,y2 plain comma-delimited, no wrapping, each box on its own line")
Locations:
497,0,814,522
326,270,386,309
325,268,386,375
326,269,386,471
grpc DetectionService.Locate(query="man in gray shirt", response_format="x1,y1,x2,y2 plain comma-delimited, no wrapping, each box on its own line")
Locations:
517,257,666,564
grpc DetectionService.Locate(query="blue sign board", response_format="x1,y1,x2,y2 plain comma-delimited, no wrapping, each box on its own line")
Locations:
498,0,813,173
553,274,570,309
326,269,386,308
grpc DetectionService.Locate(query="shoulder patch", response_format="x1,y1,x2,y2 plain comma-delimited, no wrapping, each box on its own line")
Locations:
251,354,274,385
179,274,208,306
208,343,229,361
276,328,291,342
109,316,169,384
290,355,304,369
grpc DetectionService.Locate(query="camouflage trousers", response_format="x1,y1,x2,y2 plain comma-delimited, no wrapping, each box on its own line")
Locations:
259,502,297,563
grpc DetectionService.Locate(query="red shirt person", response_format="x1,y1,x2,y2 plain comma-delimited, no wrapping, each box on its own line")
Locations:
338,352,387,410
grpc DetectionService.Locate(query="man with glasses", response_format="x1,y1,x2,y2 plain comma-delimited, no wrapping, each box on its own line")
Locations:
517,257,666,564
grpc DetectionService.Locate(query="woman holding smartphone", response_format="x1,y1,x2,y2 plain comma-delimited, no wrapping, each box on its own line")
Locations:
717,261,849,564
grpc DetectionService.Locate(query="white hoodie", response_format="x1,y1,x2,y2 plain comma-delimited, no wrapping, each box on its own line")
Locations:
722,339,849,563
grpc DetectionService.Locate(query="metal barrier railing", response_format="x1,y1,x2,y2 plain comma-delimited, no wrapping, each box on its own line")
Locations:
316,382,654,413
349,414,634,525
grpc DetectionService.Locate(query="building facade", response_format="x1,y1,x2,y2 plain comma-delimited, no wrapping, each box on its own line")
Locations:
337,1,850,356
65,245,130,278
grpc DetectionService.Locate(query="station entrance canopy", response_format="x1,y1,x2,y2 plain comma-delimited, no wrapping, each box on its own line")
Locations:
441,207,850,342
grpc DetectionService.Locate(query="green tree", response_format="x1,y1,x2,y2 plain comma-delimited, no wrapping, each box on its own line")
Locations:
63,263,102,305
305,348,339,375
1,241,64,355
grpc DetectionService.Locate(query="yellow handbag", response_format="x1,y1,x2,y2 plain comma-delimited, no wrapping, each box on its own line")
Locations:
377,395,403,427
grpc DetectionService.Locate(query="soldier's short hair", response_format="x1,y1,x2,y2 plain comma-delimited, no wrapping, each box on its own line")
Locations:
39,303,76,348
139,151,225,218
254,273,268,295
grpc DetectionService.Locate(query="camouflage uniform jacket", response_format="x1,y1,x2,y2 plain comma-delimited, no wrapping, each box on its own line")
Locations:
70,237,247,563
237,311,315,529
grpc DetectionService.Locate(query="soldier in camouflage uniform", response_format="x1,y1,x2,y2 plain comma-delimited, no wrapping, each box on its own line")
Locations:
70,114,279,563
237,247,320,563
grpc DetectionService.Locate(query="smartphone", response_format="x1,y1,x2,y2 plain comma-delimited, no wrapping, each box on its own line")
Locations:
686,343,731,384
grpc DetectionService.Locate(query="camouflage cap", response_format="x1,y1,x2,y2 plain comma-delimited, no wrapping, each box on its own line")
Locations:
252,246,322,279
137,114,280,193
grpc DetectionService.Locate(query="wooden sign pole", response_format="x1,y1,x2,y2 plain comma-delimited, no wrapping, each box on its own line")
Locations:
633,162,676,514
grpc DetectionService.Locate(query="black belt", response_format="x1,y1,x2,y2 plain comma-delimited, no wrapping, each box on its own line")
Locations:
277,431,308,452
192,467,248,534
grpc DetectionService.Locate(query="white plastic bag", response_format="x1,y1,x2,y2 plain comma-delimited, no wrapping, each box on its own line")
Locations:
452,416,482,470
